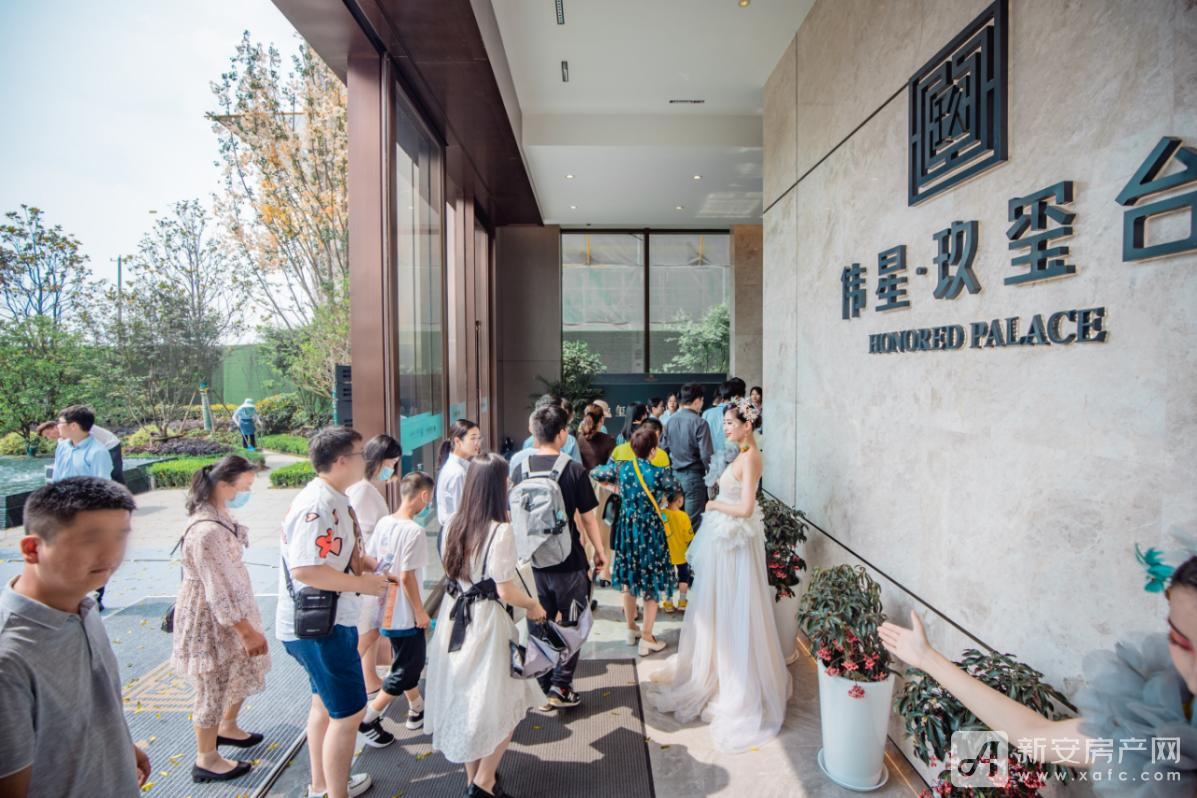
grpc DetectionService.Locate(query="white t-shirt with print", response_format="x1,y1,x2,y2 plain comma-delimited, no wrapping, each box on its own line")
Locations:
367,515,429,633
346,479,389,539
275,478,362,642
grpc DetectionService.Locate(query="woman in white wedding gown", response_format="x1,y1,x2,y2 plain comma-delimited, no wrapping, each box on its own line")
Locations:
648,398,792,752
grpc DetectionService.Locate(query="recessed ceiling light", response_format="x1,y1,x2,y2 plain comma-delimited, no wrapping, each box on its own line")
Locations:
692,174,702,180
739,0,750,7
565,174,575,179
561,61,570,82
675,205,685,211
570,205,577,210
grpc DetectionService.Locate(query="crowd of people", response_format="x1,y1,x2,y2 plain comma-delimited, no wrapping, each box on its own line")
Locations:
3,373,1196,794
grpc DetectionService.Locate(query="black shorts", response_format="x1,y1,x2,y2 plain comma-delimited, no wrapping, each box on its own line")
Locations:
675,563,692,585
381,632,426,696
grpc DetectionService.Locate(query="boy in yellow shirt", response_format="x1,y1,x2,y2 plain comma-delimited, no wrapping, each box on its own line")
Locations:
662,490,694,613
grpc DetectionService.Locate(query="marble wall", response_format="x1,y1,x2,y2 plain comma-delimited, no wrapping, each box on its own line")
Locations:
731,224,763,390
763,0,1197,786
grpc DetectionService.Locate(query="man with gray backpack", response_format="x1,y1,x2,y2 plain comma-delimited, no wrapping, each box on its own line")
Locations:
509,403,606,709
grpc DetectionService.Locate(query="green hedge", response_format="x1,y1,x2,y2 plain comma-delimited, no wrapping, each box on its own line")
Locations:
270,461,315,488
146,449,266,488
259,434,311,456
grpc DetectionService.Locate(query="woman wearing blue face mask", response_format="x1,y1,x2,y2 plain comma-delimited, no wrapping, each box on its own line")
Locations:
349,434,404,694
171,455,271,783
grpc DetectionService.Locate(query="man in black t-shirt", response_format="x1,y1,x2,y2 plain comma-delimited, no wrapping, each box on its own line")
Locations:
511,404,606,709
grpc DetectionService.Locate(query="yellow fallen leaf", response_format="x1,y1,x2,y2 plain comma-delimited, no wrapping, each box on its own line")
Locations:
159,771,169,776
140,783,153,792
415,751,431,761
168,754,182,763
266,742,280,751
531,725,542,731
148,736,157,743
601,691,611,697
251,759,262,766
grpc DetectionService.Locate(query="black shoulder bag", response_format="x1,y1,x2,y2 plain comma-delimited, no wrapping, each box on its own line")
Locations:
161,518,239,633
282,555,353,639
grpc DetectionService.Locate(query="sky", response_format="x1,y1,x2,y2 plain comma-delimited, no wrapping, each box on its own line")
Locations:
0,1,303,291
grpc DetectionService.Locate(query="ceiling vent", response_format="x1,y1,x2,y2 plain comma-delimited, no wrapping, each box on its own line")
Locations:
561,61,570,82
555,0,565,25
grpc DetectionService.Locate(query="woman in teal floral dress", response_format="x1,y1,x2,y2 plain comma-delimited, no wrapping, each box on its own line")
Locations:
592,426,680,657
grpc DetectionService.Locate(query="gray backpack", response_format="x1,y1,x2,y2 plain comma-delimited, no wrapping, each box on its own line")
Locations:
509,453,573,568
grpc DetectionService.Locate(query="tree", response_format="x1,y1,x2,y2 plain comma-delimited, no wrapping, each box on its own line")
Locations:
0,205,91,326
662,303,730,374
538,339,607,415
0,317,86,452
210,33,349,398
90,201,243,434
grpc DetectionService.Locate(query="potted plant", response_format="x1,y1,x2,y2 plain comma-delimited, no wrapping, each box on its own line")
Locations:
759,491,808,660
798,564,894,791
896,649,1076,796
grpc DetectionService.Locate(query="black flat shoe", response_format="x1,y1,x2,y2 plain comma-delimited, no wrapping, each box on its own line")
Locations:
191,760,252,782
216,732,264,748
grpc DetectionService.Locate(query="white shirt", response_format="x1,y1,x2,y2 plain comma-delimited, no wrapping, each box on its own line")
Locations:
275,478,361,641
435,453,470,530
367,516,429,632
346,480,389,539
88,425,120,450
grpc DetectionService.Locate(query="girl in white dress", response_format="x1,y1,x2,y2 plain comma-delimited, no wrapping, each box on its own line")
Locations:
424,453,547,798
648,398,792,753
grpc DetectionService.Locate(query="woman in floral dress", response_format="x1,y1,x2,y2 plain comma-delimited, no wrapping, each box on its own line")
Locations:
591,426,680,657
171,455,272,783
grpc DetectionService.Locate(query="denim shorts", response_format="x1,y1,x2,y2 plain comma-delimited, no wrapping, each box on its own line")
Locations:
282,624,368,719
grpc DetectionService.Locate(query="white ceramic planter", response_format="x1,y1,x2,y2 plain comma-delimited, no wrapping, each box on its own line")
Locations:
772,594,801,661
816,667,895,791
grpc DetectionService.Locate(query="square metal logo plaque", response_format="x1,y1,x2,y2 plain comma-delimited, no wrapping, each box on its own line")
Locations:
908,0,1008,205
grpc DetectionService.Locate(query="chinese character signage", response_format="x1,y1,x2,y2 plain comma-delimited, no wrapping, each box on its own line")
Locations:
908,0,1008,205
1115,136,1197,262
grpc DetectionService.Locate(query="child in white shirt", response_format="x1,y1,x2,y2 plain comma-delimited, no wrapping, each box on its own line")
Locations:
358,471,435,745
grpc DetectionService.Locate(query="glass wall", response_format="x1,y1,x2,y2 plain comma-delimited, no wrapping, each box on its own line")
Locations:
561,232,646,373
649,232,731,373
394,95,444,473
561,230,729,375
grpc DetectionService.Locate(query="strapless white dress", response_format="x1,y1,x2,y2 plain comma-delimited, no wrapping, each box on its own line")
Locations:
647,467,792,752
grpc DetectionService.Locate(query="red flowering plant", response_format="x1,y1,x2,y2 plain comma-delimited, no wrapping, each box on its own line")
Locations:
758,492,808,601
896,649,1077,796
796,564,890,685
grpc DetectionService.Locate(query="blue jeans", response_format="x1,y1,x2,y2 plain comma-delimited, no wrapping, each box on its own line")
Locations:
675,467,708,531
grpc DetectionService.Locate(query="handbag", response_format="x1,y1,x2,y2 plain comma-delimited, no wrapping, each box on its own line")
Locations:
161,518,239,633
630,457,671,543
282,556,352,639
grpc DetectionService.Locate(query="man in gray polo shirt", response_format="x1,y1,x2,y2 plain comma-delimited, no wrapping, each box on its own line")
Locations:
0,477,149,796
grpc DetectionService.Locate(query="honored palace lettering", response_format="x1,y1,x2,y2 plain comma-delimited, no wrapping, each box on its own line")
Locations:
868,307,1107,354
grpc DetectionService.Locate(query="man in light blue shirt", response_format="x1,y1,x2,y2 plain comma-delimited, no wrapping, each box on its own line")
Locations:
702,382,734,456
517,394,582,469
51,406,113,482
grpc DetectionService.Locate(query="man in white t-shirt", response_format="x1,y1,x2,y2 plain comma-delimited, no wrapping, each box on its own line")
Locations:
357,470,434,747
276,427,393,798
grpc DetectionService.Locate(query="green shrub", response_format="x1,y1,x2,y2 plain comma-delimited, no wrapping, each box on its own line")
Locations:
124,425,161,449
259,434,311,456
256,393,303,435
270,460,315,488
0,432,53,456
145,449,265,488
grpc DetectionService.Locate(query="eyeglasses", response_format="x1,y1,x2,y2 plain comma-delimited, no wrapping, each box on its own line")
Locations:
345,450,365,459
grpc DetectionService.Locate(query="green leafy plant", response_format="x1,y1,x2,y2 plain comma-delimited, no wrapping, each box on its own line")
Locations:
758,491,808,601
0,431,54,457
270,460,315,488
536,339,606,416
146,450,264,488
798,564,890,684
897,650,1077,796
259,433,311,456
660,303,730,374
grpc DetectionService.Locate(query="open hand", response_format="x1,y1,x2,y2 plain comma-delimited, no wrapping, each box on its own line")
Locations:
878,610,934,670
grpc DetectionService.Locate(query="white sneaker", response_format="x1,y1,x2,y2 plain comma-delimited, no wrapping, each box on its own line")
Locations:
347,773,373,797
638,636,667,656
624,628,642,645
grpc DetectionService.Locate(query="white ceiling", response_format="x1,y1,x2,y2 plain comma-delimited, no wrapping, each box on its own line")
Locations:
488,0,813,227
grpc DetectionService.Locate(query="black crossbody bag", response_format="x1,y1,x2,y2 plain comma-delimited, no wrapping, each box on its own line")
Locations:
282,556,352,639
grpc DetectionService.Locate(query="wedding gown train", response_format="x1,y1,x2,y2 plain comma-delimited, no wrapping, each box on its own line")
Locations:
647,466,793,752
